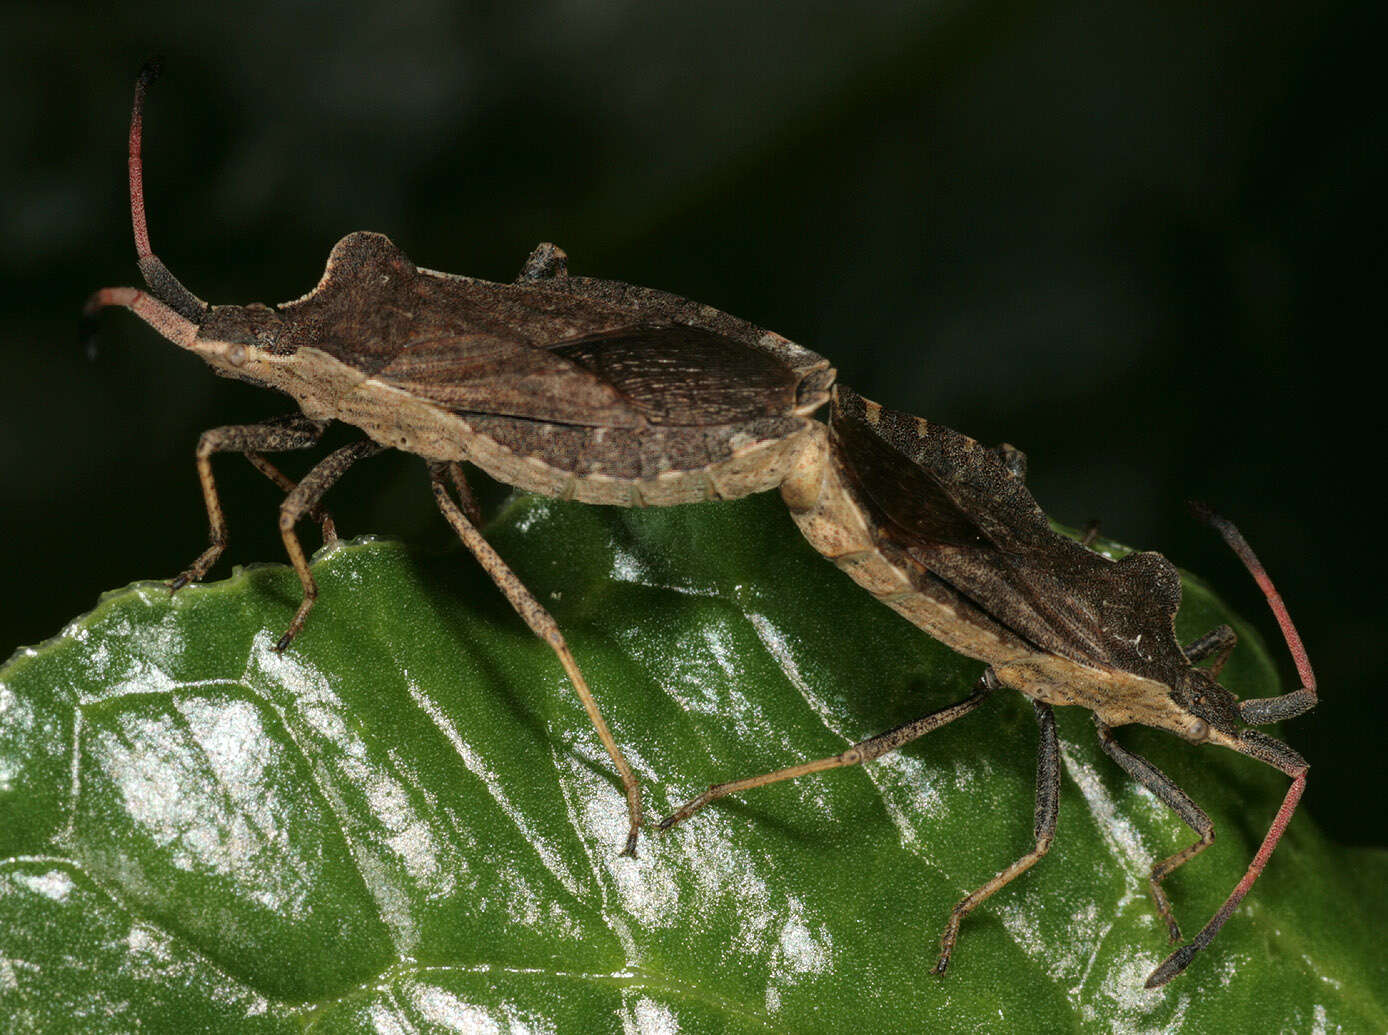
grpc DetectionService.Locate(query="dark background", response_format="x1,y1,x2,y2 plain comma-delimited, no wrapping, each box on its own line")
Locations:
2,2,1383,844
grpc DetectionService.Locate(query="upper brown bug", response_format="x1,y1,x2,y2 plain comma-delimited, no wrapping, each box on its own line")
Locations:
661,386,1316,988
84,61,834,858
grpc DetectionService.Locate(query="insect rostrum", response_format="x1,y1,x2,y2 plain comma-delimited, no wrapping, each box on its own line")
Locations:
86,61,1314,990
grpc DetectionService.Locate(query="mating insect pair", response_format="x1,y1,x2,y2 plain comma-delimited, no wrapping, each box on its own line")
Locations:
85,62,1315,990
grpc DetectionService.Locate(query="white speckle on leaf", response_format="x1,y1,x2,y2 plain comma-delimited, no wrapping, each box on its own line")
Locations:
1217,952,1244,988
1080,948,1189,1032
409,985,497,1032
700,622,740,681
1059,738,1150,874
775,900,831,976
621,996,679,1035
81,657,179,706
14,868,74,903
562,754,680,927
405,981,557,1034
1310,1003,1331,1035
0,683,30,793
85,699,315,922
605,546,719,600
864,751,944,861
366,1000,414,1035
124,924,164,958
999,893,1104,982
610,546,651,586
1301,953,1343,991
758,896,832,1016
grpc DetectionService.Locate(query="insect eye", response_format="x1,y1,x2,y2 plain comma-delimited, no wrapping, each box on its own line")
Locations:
1189,719,1209,742
227,343,246,366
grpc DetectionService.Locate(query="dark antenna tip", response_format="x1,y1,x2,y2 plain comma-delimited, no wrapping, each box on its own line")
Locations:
1186,498,1241,541
138,57,164,86
1185,499,1217,526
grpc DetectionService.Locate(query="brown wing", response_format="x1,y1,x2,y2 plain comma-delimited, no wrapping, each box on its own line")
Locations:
377,322,804,429
281,234,811,429
372,331,643,428
831,387,1000,548
548,324,803,426
833,386,1189,682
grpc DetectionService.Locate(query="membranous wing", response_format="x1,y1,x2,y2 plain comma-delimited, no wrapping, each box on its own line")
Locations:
831,386,1188,682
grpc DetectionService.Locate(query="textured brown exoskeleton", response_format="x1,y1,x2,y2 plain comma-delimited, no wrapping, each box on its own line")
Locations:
662,386,1316,988
84,62,833,857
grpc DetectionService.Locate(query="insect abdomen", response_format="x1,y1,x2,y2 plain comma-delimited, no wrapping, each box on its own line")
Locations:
782,425,1031,665
460,416,821,506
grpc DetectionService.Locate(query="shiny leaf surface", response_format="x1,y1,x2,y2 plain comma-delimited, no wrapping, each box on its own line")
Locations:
2,494,1383,1031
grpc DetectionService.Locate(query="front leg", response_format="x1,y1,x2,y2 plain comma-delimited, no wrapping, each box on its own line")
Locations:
1094,718,1213,942
243,452,339,546
172,415,330,590
274,440,386,651
1182,624,1236,677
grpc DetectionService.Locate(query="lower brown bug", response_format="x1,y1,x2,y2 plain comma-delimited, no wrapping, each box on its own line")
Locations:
660,386,1315,988
84,61,833,857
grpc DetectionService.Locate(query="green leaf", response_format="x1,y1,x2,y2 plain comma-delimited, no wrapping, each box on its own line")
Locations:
2,494,1383,1031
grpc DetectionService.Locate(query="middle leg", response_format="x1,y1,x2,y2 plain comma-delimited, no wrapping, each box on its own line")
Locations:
172,414,330,590
274,440,386,651
1093,717,1213,942
934,699,1060,976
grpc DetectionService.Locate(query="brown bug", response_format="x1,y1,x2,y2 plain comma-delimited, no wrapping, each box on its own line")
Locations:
660,385,1315,988
84,62,833,857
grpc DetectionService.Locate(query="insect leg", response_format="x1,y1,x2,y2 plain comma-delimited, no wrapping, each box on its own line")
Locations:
1147,732,1307,987
243,452,338,546
658,671,998,831
443,461,483,528
1181,624,1236,676
1079,520,1102,548
1093,718,1213,942
934,699,1060,977
171,415,330,591
429,462,643,857
274,440,386,652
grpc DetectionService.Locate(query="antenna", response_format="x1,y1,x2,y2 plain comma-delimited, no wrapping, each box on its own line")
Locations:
127,59,207,322
1148,504,1317,987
